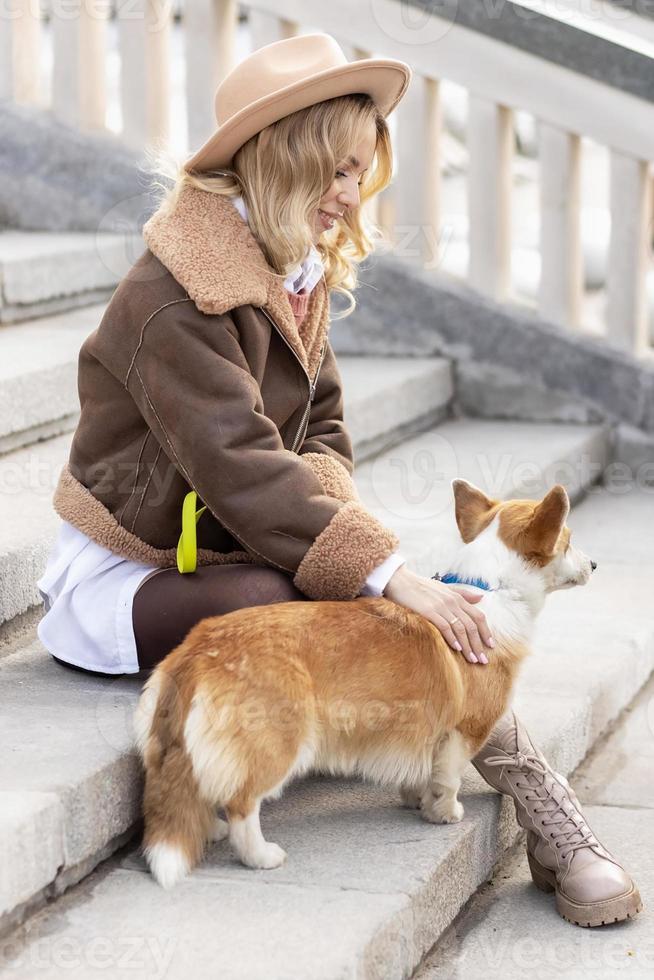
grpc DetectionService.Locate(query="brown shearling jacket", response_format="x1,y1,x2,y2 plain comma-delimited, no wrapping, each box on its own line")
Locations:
51,185,399,601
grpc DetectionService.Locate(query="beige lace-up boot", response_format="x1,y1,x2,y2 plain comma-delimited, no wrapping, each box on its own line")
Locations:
472,710,642,927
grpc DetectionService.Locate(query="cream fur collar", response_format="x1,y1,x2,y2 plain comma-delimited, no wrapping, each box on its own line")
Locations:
141,184,329,379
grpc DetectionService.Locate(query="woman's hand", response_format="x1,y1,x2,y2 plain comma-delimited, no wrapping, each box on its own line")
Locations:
382,564,494,665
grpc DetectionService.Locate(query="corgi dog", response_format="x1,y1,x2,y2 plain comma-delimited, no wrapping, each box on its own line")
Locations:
134,479,595,889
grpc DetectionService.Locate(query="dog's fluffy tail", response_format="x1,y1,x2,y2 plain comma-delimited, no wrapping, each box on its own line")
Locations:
134,669,215,889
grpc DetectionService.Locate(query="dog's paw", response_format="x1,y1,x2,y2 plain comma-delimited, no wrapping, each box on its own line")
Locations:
437,800,464,824
209,817,229,842
400,786,422,810
420,792,464,825
242,842,287,870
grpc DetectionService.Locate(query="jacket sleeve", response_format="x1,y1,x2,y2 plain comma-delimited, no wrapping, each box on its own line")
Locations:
298,338,361,505
125,301,398,600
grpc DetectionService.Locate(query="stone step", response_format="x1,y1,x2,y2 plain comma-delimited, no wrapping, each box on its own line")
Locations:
0,416,616,943
0,231,141,325
0,303,106,455
342,355,453,459
0,356,454,626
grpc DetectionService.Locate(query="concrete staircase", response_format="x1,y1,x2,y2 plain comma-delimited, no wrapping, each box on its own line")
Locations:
1,239,653,978
0,231,142,325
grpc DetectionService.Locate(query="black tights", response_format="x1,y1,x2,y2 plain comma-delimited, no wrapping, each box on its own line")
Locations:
131,563,309,670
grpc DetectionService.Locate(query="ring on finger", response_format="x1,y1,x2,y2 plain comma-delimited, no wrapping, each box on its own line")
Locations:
449,616,461,626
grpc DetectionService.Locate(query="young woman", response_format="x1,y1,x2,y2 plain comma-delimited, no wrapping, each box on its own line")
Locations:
37,33,639,926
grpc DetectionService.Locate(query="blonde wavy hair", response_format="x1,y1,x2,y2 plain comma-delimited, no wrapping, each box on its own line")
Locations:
145,93,394,317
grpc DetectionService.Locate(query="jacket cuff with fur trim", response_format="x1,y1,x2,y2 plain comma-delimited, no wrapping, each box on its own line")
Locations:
298,452,406,600
294,501,400,600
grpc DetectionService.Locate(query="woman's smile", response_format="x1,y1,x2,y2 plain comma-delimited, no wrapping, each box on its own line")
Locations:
317,207,343,231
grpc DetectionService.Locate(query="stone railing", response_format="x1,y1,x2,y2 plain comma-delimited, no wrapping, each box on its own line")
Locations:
2,0,653,357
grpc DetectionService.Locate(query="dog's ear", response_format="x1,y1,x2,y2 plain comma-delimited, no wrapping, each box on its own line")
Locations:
452,479,497,543
527,484,570,556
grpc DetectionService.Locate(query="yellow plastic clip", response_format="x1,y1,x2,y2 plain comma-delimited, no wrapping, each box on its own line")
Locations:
176,490,207,574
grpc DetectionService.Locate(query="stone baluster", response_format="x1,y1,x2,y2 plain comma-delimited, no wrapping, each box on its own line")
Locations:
0,8,14,100
117,0,172,149
468,95,513,300
9,0,42,105
538,122,583,328
394,73,441,269
184,0,238,157
51,0,108,129
606,150,652,355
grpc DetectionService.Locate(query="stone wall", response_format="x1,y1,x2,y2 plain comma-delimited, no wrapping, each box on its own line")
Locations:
0,102,162,232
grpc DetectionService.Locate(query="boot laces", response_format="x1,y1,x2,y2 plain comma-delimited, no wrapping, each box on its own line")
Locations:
484,751,595,859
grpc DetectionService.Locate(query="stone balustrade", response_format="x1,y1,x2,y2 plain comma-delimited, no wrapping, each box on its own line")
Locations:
1,0,653,356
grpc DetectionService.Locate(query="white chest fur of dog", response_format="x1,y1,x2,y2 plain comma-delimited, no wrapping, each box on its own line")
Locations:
134,479,594,889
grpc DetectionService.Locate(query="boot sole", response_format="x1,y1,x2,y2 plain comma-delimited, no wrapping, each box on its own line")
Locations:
528,852,643,928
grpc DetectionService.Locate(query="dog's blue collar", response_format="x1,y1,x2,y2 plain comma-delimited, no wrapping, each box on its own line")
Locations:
432,571,494,592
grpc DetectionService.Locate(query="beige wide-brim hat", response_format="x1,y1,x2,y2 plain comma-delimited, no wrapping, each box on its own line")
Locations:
183,32,412,173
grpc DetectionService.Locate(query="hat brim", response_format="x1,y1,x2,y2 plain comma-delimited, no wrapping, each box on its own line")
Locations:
183,57,411,173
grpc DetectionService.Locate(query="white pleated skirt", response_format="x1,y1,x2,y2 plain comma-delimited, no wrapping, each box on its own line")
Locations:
36,521,162,674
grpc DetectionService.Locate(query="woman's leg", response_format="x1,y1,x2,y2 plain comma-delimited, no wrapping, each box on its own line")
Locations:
472,710,642,927
132,563,308,670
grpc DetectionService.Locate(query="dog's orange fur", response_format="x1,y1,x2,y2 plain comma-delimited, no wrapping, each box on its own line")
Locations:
136,483,571,881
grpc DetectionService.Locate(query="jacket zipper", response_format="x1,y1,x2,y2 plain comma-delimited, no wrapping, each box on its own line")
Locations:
258,306,327,454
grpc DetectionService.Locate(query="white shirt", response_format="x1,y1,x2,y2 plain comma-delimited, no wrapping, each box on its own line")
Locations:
36,196,405,674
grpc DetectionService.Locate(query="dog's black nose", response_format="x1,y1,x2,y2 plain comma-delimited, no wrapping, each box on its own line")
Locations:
590,560,597,571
